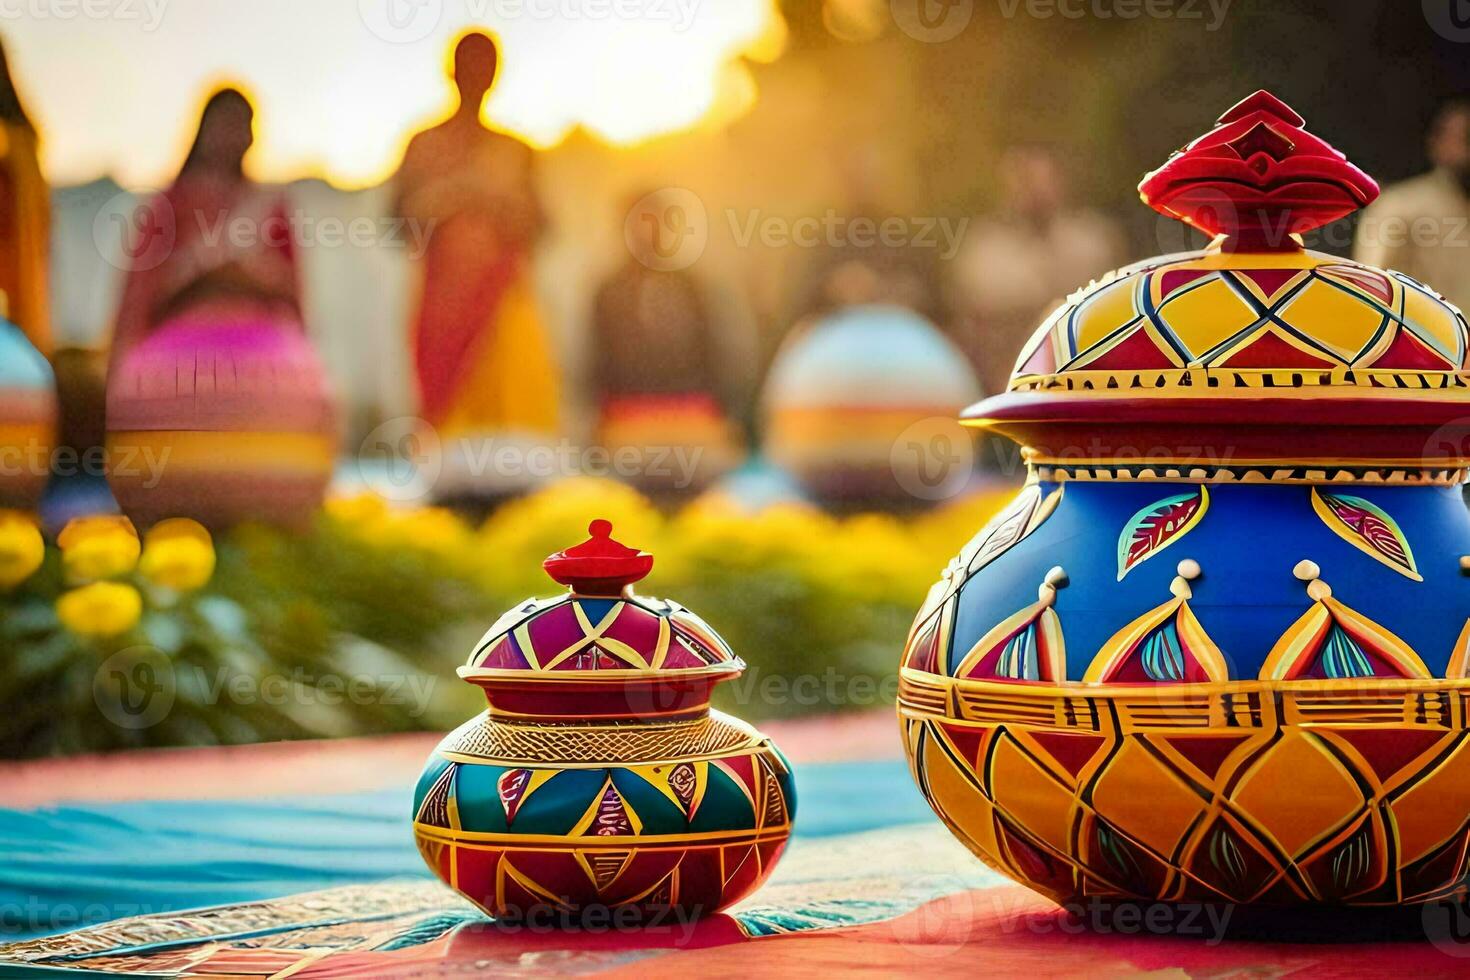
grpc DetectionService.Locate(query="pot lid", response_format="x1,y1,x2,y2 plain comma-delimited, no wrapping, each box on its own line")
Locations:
459,520,742,681
963,91,1470,469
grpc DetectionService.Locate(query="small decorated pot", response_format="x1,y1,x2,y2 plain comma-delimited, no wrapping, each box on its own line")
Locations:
413,520,795,922
901,92,1470,908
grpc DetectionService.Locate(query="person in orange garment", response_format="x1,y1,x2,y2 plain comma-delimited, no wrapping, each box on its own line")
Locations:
393,31,560,500
0,37,50,354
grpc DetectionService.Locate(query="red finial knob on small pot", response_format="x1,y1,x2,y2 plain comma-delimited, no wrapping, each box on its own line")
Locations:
1138,90,1379,252
542,519,654,596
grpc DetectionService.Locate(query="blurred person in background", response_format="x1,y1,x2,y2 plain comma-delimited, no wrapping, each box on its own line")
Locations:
950,144,1126,395
590,190,744,498
393,31,559,504
1354,98,1470,315
0,35,56,514
106,87,335,528
109,88,301,363
0,36,49,353
787,142,942,327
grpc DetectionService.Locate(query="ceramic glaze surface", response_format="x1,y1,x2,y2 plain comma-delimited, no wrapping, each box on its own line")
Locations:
900,92,1470,908
414,521,794,921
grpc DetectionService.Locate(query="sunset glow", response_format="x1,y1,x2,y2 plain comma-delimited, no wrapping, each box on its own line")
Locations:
2,0,781,188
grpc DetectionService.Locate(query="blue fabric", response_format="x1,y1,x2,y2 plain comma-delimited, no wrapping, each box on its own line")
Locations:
0,759,928,942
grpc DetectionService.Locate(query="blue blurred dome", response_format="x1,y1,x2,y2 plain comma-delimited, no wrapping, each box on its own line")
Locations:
764,304,980,410
0,321,53,389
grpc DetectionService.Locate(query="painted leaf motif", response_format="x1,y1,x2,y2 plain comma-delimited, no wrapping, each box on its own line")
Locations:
1311,489,1421,581
963,484,1063,575
1116,487,1209,580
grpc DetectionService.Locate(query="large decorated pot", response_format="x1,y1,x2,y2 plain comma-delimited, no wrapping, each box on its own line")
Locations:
413,520,794,921
899,92,1470,908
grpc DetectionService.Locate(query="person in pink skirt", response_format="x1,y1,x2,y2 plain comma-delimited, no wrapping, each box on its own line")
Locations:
106,88,336,528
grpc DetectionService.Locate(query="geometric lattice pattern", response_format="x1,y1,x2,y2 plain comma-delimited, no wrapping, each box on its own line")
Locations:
413,732,794,919
901,673,1470,906
437,711,765,765
467,594,738,673
1010,249,1470,388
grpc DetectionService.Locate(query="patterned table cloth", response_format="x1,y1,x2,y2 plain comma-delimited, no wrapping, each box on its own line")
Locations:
2,713,1467,977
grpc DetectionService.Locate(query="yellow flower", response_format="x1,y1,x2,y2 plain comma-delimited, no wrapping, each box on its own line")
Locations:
387,507,471,556
139,519,216,592
0,510,44,589
478,477,664,597
57,582,143,638
324,493,389,529
58,515,140,582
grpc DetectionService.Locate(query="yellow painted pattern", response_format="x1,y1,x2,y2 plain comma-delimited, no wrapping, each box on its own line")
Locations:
1260,595,1429,681
900,671,1470,904
1156,276,1261,360
1402,283,1465,363
1083,596,1227,684
1070,276,1140,355
1008,247,1470,390
1277,278,1385,361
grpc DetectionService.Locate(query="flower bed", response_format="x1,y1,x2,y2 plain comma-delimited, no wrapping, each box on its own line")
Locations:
0,478,1007,757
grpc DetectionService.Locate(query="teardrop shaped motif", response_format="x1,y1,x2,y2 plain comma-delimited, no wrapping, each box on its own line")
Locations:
1261,590,1429,680
954,605,1065,682
1085,596,1228,684
1138,620,1187,682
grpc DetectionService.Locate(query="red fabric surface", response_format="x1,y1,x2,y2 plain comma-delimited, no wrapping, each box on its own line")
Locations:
9,717,1470,975
602,887,1470,979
